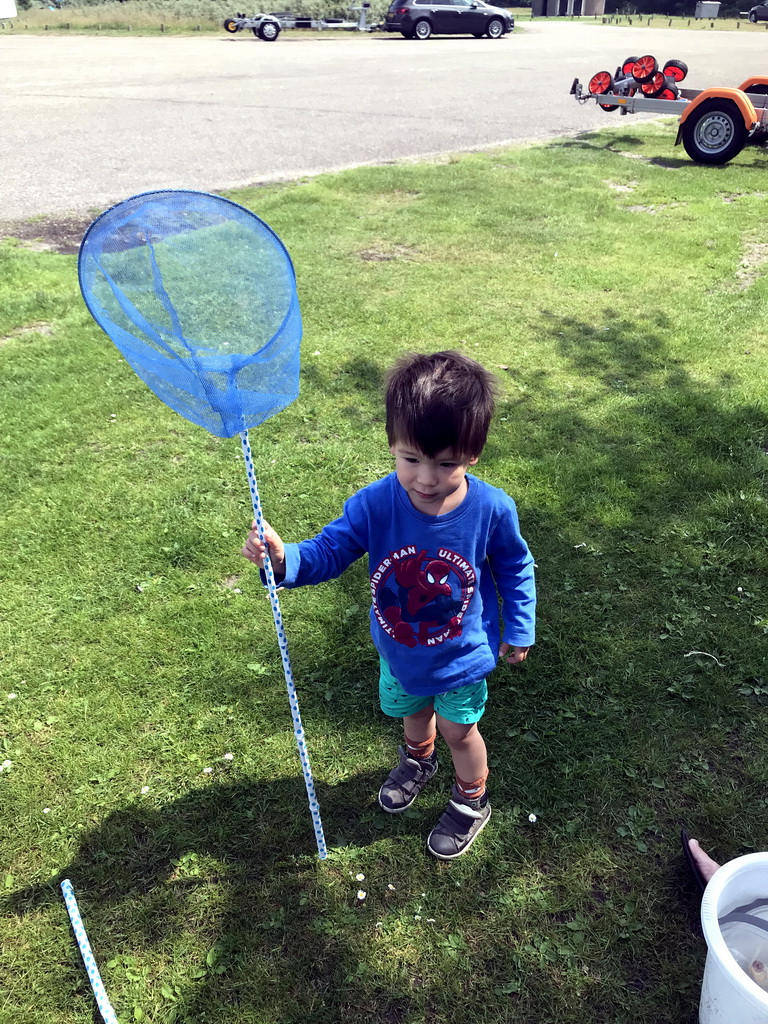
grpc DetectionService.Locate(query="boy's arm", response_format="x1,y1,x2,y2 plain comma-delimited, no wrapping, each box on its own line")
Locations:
487,501,536,656
241,493,369,587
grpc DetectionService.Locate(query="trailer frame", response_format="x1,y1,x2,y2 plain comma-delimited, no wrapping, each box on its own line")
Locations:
570,75,768,164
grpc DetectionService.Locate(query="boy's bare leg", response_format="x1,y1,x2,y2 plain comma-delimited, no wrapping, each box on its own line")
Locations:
379,704,438,813
427,716,492,859
403,705,437,752
435,715,487,795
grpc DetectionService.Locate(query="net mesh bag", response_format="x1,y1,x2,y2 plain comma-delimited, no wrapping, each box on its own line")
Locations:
78,190,301,438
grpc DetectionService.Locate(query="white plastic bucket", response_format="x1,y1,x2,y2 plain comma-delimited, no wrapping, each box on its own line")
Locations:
700,853,768,1024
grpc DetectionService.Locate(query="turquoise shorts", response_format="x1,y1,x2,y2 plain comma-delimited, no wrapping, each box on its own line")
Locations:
378,659,488,725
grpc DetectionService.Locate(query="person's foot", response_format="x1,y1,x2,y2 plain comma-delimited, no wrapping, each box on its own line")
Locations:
687,837,721,885
378,746,438,814
426,785,491,860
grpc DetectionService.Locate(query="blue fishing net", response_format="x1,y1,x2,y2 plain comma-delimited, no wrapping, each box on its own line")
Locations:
78,190,301,438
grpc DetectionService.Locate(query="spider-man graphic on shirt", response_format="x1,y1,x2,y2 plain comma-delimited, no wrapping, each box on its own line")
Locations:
370,545,476,648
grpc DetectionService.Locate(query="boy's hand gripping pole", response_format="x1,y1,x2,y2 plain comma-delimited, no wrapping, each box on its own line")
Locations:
240,429,327,859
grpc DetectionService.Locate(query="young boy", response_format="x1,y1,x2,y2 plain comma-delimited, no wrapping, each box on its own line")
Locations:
242,351,536,859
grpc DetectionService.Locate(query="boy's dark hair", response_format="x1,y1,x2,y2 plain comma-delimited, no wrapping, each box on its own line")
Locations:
385,350,497,459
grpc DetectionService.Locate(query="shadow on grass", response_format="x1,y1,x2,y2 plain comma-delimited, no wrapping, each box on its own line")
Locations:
555,132,768,170
3,772,422,1024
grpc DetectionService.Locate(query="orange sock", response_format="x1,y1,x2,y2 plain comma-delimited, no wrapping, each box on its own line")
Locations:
405,731,436,761
456,770,488,801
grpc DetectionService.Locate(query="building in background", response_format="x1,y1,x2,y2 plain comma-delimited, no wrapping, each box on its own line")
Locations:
532,0,606,14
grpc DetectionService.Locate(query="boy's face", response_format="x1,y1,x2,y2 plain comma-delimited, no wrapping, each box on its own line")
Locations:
390,441,478,516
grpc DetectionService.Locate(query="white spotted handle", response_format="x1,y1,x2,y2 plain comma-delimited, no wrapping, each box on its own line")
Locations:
240,430,327,859
60,879,119,1024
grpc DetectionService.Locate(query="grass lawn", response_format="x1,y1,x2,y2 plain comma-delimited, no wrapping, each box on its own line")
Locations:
594,12,768,30
2,121,768,1024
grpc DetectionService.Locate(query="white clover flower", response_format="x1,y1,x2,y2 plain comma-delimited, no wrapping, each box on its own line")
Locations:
140,786,149,795
223,753,234,761
7,693,17,700
202,766,213,774
357,890,367,901
355,873,365,881
43,807,50,814
528,813,537,823
414,914,421,921
2,760,11,768
387,883,396,891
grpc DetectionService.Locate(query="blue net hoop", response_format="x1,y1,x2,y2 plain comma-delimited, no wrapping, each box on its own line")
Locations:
78,189,302,438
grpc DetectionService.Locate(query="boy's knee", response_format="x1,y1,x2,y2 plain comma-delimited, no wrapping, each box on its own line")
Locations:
438,719,478,747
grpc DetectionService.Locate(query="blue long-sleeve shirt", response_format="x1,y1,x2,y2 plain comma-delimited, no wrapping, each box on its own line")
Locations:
279,472,536,696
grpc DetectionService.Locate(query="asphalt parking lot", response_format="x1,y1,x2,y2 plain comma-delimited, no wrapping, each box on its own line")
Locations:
1,21,761,220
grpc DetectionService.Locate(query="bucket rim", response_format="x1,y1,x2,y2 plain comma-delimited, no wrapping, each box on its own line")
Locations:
701,852,768,1009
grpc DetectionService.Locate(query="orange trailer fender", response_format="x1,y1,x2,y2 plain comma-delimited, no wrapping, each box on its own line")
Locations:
737,77,768,93
679,89,758,132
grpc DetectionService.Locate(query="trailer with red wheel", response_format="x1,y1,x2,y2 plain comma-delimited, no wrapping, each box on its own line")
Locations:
571,57,768,164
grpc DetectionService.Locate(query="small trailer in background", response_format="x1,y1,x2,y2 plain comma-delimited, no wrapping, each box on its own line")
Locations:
223,3,374,40
571,54,768,164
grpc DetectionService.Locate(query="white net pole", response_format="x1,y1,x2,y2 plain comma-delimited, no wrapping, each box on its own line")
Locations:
240,429,327,859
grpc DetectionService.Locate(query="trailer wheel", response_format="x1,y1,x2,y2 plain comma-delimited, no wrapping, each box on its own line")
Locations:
589,71,613,93
223,18,240,32
589,70,618,111
662,59,688,83
681,99,749,165
658,79,680,100
641,71,667,97
257,20,280,39
621,55,639,76
631,55,658,84
413,18,432,38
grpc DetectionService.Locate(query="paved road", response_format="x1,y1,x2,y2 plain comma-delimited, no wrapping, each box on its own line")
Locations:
1,22,761,220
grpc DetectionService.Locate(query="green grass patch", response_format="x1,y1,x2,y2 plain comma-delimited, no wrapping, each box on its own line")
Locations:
2,122,768,1023
595,11,768,30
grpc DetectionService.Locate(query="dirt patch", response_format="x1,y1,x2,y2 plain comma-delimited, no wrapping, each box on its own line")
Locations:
720,191,766,203
357,243,421,262
0,214,97,255
626,202,685,214
605,179,638,193
0,321,54,346
736,238,768,290
619,152,680,169
220,574,241,590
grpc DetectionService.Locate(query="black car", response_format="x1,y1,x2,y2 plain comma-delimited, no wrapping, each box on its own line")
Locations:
384,0,514,39
748,3,768,18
